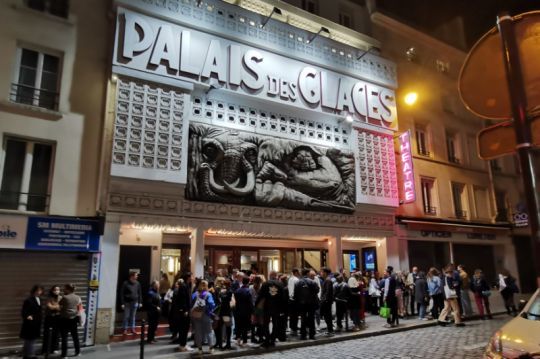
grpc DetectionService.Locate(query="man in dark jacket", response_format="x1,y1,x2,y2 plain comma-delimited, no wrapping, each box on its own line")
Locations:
383,266,398,328
256,271,284,347
20,285,43,359
294,268,319,340
120,271,143,335
234,277,253,346
319,267,334,335
173,272,192,352
146,281,161,344
334,275,350,331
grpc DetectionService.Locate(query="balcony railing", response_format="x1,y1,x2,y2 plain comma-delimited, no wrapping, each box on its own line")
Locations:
10,83,59,111
418,148,431,157
0,191,50,212
423,206,437,215
449,156,461,164
455,209,467,219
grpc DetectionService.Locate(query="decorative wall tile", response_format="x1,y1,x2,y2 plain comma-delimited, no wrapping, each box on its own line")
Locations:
111,79,190,183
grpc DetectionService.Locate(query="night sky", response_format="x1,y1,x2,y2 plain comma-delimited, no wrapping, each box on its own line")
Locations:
377,0,540,49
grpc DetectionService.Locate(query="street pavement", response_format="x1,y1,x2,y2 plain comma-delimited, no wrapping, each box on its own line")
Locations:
252,316,511,359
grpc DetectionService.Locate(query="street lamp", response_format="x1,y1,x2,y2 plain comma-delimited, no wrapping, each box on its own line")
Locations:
404,92,418,106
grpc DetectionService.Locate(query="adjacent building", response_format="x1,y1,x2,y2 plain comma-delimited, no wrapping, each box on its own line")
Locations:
0,0,109,351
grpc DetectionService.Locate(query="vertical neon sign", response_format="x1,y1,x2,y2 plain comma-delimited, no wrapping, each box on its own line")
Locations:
399,130,416,203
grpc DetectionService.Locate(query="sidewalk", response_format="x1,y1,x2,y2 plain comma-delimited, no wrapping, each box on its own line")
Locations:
74,292,527,359
0,292,528,359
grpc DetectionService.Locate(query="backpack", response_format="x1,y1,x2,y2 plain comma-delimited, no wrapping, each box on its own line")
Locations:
191,292,208,319
297,279,313,306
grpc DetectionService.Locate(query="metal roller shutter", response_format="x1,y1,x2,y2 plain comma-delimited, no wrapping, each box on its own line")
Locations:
0,250,90,351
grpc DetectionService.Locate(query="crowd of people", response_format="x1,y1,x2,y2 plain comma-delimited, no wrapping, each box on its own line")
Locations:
19,263,519,358
117,263,520,355
20,284,83,359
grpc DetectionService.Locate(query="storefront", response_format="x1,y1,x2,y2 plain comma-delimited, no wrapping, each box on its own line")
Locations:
97,0,400,339
0,214,101,351
395,217,518,283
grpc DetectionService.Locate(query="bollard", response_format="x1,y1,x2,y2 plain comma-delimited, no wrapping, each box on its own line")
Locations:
140,319,146,359
44,326,53,359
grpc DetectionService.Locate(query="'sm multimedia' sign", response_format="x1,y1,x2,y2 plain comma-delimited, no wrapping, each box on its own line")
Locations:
113,8,398,130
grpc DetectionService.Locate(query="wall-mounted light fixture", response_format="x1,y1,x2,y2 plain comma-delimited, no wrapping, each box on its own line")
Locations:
345,114,354,123
306,26,330,44
406,47,417,62
260,7,282,29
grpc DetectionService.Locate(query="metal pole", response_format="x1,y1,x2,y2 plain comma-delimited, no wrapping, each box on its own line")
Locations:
140,319,146,359
497,12,540,288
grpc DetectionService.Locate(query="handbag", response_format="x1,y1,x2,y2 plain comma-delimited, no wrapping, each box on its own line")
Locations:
77,301,86,327
379,304,391,319
444,277,458,299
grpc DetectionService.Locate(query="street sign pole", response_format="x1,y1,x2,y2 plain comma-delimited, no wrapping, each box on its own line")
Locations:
497,12,540,287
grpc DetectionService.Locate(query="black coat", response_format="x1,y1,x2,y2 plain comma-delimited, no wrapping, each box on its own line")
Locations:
414,278,428,304
256,279,285,314
218,288,233,317
171,283,191,322
233,286,253,318
20,296,42,340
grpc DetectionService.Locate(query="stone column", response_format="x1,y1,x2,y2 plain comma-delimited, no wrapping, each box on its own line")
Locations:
327,235,343,271
95,216,121,343
190,227,205,278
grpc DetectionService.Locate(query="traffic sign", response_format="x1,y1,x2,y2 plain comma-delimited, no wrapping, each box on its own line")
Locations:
459,11,540,120
477,117,540,160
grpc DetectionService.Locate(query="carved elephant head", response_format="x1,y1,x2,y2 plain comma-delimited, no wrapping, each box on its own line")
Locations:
199,131,258,197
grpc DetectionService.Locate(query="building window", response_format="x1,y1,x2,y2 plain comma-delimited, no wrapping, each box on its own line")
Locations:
451,182,467,219
421,178,436,215
0,137,53,212
11,48,61,111
415,125,430,156
339,12,353,28
301,0,318,14
495,191,508,222
25,0,69,18
446,131,460,164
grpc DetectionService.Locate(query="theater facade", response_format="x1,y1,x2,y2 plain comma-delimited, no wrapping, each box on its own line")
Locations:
97,0,401,339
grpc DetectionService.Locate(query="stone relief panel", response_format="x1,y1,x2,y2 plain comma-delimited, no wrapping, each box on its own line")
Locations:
186,123,356,213
111,78,190,183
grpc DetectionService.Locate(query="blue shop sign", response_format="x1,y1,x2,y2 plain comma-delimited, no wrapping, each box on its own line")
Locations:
26,217,100,252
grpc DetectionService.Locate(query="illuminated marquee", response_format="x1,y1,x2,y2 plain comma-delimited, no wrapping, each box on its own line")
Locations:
399,131,415,203
113,8,398,130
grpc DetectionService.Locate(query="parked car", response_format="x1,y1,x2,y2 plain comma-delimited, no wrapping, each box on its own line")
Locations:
484,289,540,359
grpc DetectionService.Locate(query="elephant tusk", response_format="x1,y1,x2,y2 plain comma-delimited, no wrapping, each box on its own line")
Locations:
224,169,255,196
202,163,239,195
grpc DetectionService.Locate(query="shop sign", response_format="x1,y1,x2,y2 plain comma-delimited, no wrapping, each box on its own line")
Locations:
0,215,28,249
25,217,100,252
420,230,452,238
113,8,398,130
466,233,496,240
398,130,415,203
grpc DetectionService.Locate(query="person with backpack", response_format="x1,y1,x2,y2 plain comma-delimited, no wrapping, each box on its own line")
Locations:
233,277,253,347
256,271,284,347
334,275,350,331
294,268,319,340
191,280,216,355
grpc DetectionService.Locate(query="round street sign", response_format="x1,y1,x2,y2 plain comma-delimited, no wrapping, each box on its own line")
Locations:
459,11,540,120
